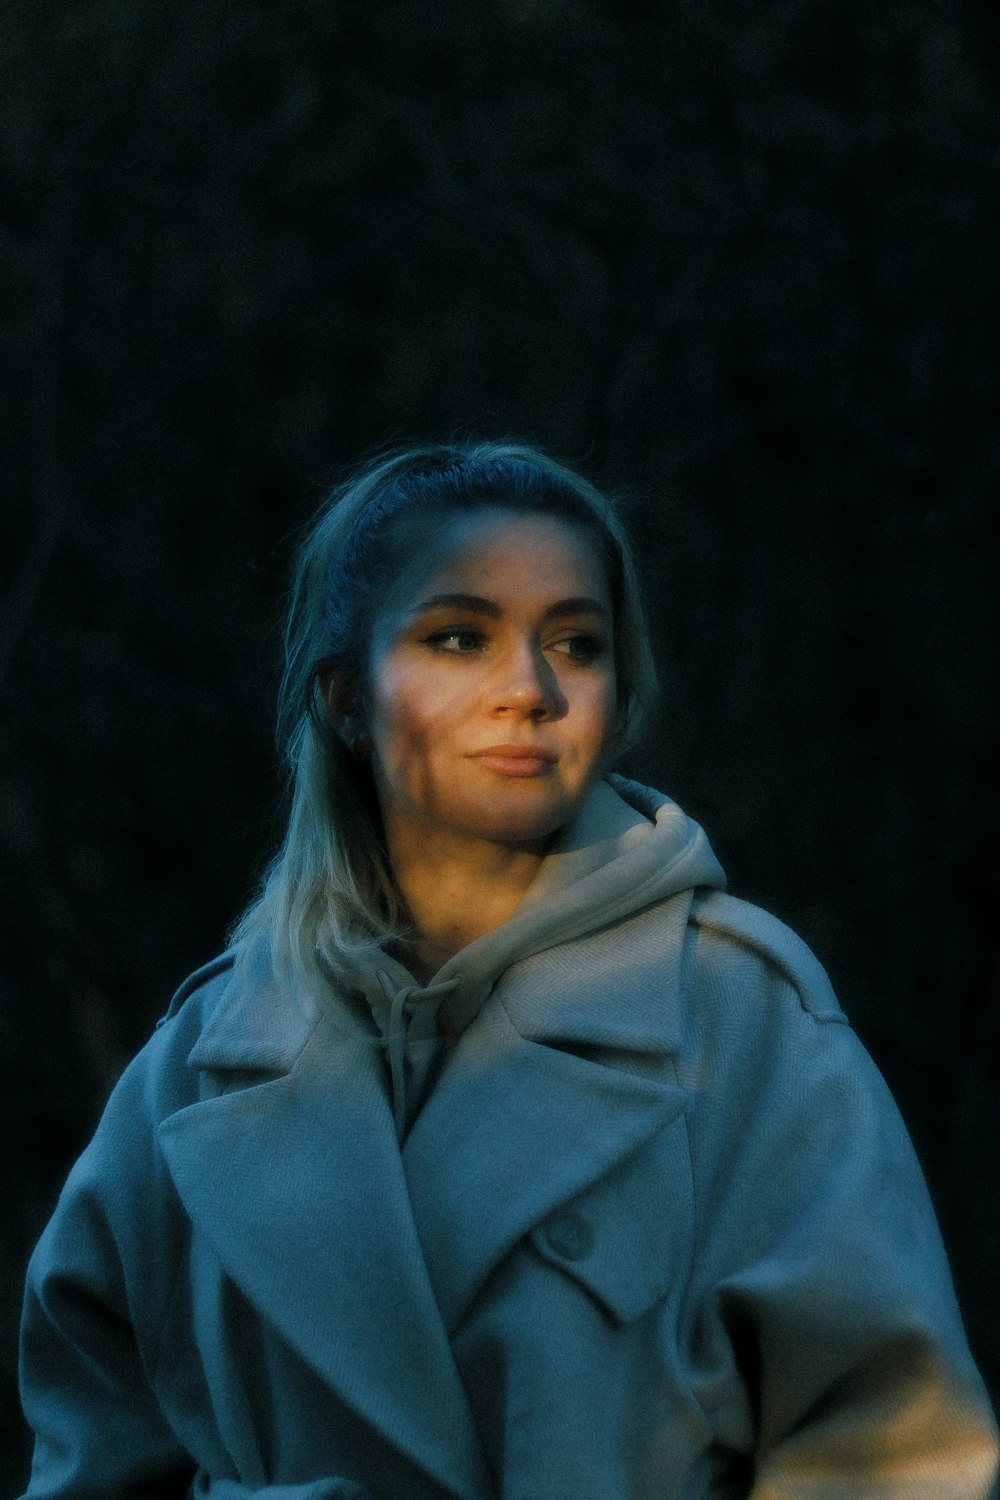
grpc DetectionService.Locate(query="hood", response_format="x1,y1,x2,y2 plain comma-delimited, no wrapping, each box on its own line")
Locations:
349,774,725,1134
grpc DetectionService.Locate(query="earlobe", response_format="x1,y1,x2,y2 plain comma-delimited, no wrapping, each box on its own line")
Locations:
345,725,372,758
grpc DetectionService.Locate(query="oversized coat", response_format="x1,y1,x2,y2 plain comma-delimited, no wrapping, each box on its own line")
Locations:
18,779,1000,1499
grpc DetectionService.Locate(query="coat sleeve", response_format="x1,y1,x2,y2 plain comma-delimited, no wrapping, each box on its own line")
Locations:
18,1036,198,1499
683,906,1000,1499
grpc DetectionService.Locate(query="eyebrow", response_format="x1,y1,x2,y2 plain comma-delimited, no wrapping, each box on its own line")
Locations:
413,592,610,621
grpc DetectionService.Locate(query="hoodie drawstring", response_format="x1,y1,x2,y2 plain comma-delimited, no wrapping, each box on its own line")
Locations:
374,971,460,1139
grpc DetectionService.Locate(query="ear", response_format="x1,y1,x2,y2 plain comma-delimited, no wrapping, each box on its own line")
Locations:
317,661,348,724
316,663,371,756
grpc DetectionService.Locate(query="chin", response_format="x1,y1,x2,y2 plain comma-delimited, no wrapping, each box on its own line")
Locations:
468,798,577,848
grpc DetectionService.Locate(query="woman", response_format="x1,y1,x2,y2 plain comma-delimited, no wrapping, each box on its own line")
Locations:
18,443,999,1499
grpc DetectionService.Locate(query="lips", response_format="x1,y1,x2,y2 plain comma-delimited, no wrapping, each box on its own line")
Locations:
468,744,558,777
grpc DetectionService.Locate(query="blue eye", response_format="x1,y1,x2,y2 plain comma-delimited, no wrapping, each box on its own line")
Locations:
426,628,483,653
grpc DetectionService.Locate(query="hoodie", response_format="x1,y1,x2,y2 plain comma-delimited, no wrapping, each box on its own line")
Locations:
354,773,726,1137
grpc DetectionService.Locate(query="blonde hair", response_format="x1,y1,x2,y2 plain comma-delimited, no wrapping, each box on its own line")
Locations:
230,440,658,998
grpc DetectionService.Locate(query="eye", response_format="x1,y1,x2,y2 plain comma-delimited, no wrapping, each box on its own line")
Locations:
549,633,605,664
424,627,485,654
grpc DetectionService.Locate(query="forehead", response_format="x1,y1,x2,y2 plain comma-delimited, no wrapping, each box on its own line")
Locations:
381,506,611,612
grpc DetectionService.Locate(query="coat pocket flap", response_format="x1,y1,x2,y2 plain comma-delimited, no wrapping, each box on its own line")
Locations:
529,1114,690,1325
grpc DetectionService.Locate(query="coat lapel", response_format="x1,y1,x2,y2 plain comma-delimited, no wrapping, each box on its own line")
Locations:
396,788,701,1336
403,930,690,1333
159,992,493,1500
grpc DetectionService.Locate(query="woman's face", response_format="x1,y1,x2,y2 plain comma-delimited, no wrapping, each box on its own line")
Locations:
361,507,618,856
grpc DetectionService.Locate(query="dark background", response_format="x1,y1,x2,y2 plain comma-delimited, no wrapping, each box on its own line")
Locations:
2,0,998,1491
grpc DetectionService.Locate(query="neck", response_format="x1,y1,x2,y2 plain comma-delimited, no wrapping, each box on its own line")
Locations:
386,822,547,973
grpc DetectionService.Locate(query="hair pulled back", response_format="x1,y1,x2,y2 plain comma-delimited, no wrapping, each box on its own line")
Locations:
231,440,657,996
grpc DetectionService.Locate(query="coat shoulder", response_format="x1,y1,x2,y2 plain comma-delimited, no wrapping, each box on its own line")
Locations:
91,952,240,1130
158,948,236,1026
689,889,846,1024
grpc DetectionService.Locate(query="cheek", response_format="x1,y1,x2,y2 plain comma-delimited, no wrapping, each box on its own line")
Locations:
578,675,617,756
367,667,462,775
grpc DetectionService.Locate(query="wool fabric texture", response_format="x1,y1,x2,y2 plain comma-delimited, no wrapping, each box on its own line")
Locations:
18,778,1000,1498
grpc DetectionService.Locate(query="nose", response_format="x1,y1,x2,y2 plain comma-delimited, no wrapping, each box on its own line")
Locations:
490,641,565,720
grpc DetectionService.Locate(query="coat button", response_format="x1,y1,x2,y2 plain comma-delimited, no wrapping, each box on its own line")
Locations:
542,1210,594,1261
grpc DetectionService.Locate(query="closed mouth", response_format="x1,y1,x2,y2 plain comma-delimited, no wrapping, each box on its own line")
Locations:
469,744,558,762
